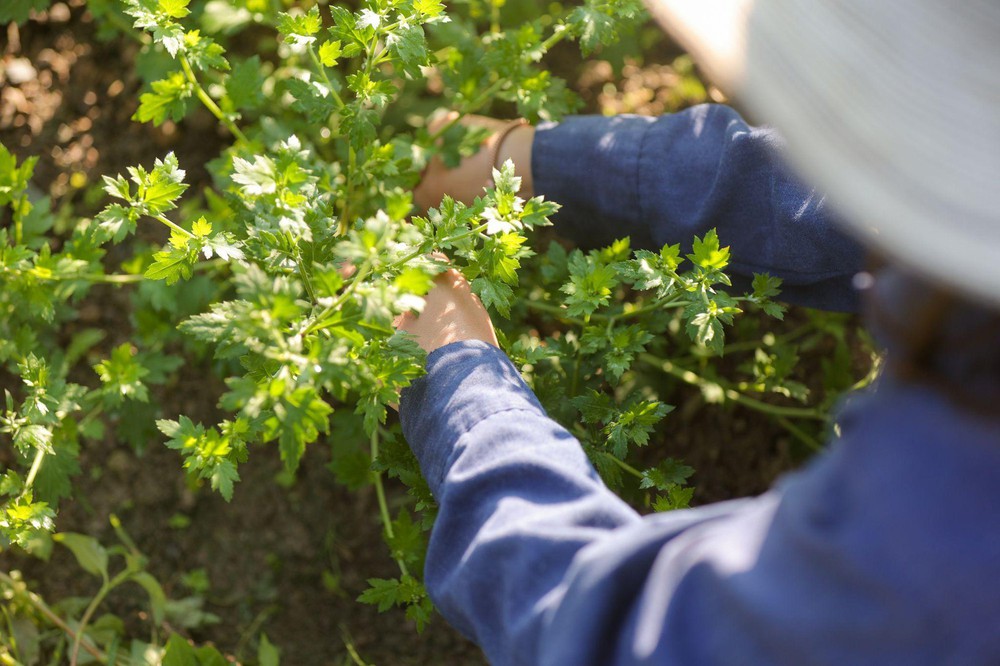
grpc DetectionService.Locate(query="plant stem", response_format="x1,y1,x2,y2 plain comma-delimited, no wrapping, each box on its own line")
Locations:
179,54,249,144
521,300,587,327
79,273,145,284
370,430,410,578
775,415,823,453
297,254,317,303
0,572,107,664
609,295,686,323
640,353,828,421
153,214,195,240
14,195,26,246
306,224,488,335
601,451,644,480
71,570,131,666
31,271,145,284
340,626,373,666
20,446,46,498
538,23,570,52
306,256,374,335
340,147,358,234
490,0,501,33
520,294,682,329
307,45,346,110
109,514,140,557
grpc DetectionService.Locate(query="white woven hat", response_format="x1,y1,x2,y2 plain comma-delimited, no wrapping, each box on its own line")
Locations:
645,0,1000,306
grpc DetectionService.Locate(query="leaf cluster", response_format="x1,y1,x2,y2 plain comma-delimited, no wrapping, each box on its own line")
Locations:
0,0,877,652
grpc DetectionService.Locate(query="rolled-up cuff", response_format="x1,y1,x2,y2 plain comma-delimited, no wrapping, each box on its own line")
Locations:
533,115,657,248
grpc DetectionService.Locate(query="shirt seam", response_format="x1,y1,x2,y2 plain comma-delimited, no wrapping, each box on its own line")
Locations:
727,260,856,280
634,117,654,232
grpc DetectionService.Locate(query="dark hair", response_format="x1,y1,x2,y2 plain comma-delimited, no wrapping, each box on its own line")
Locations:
865,272,1000,420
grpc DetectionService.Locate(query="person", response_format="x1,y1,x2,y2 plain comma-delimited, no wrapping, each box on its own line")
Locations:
395,1,1000,664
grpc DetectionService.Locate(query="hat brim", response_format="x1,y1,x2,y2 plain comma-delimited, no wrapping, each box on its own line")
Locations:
644,0,1000,308
643,0,751,96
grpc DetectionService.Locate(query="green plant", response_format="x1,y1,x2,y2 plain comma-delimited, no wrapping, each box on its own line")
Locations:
0,0,876,660
0,516,230,665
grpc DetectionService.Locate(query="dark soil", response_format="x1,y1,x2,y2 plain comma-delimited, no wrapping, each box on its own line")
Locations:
0,5,867,665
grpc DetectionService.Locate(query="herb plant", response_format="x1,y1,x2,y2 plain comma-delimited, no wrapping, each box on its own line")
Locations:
0,0,875,660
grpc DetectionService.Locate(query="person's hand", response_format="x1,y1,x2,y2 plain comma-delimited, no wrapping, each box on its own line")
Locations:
414,112,536,212
394,267,498,354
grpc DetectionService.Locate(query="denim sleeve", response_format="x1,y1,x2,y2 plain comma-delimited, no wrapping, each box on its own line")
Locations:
532,105,866,312
399,340,644,663
399,340,1000,665
399,342,767,664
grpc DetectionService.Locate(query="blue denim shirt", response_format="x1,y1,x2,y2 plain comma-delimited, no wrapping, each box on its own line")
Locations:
398,106,1000,665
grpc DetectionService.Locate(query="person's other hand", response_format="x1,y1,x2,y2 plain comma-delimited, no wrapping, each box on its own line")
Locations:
414,112,535,212
394,267,498,354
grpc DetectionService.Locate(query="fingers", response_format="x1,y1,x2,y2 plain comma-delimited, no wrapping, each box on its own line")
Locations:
392,263,498,353
416,111,515,211
427,109,460,135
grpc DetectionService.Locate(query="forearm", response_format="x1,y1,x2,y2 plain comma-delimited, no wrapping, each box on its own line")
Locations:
399,341,641,663
397,340,785,665
532,106,866,311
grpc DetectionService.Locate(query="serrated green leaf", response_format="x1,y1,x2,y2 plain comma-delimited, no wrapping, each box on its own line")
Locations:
387,25,427,77
139,153,188,213
470,276,513,318
266,387,332,473
689,229,730,271
224,56,265,111
183,30,228,71
145,245,194,284
158,0,189,20
1,471,24,497
95,343,151,405
14,425,53,454
191,217,211,238
134,72,192,125
640,458,694,491
95,204,139,244
327,6,368,57
387,509,425,571
358,577,402,612
285,78,335,125
277,7,322,46
685,307,725,354
567,0,645,55
413,0,444,17
762,301,786,320
652,485,695,511
561,250,618,317
604,400,670,458
567,5,615,55
571,389,616,424
210,459,239,501
231,154,278,197
318,40,342,67
33,431,80,504
752,273,782,300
